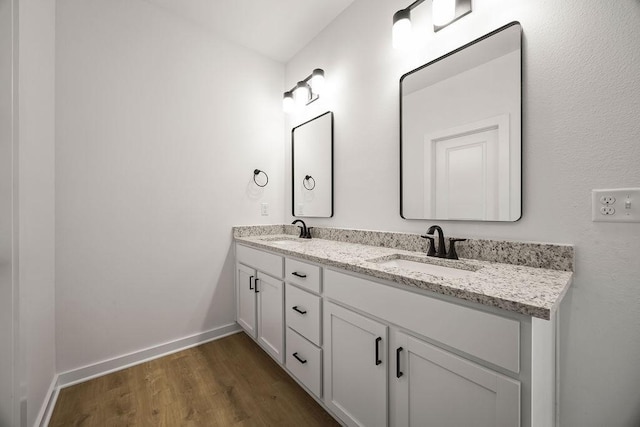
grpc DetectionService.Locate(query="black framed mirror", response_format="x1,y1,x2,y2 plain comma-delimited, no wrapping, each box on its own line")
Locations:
400,22,522,221
292,111,334,217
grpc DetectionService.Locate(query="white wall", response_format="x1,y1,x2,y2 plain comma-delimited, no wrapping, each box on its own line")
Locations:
55,0,285,372
285,0,640,425
18,0,57,425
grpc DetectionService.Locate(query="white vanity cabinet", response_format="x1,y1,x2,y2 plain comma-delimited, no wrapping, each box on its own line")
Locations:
236,242,558,427
236,245,284,363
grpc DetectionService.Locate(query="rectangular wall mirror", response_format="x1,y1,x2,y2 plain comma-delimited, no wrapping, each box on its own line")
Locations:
292,111,333,217
400,22,522,221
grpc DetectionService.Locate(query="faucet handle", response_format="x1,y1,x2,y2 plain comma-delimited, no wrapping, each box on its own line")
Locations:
306,227,314,239
420,234,436,256
446,238,467,260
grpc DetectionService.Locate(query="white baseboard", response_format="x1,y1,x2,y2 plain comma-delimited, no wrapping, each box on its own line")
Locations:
37,376,59,427
56,323,241,389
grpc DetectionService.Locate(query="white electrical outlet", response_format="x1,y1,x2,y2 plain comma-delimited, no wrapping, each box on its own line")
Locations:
260,203,269,216
599,195,616,205
592,188,640,222
600,206,615,215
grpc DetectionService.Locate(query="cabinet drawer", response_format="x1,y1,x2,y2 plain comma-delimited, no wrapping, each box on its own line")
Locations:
324,269,520,373
286,284,321,346
236,244,283,279
285,258,321,293
286,327,322,398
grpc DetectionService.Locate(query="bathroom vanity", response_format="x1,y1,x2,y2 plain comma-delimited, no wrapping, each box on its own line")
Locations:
234,225,572,427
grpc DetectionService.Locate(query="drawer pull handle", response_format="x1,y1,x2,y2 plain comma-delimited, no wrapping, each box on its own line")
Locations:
293,352,307,364
396,347,404,378
292,306,307,315
254,278,259,293
375,337,382,366
249,275,254,290
291,272,307,278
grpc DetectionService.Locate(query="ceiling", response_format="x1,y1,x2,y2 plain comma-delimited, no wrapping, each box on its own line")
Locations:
145,0,356,63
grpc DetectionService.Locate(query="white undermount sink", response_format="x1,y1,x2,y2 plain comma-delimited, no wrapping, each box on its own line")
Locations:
259,236,307,245
371,256,478,279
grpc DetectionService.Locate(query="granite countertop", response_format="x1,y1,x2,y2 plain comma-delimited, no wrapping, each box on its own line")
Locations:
234,229,573,320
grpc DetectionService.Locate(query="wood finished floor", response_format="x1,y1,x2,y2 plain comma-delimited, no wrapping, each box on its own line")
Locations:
49,332,340,426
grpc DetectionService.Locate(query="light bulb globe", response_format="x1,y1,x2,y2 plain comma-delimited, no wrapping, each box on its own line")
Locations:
294,81,310,106
283,91,295,113
392,8,412,49
309,69,325,95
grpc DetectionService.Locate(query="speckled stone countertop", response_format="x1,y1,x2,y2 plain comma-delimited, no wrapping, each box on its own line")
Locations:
233,225,573,320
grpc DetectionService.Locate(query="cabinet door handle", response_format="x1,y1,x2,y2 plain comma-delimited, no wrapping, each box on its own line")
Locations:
254,278,259,293
396,347,404,378
292,306,307,315
249,275,254,290
291,271,307,278
375,337,382,366
293,352,307,364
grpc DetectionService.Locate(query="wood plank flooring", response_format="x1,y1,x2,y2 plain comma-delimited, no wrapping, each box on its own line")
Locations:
49,332,340,426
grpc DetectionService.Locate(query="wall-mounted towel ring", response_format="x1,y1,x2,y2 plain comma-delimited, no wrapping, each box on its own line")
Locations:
303,175,316,190
253,169,269,187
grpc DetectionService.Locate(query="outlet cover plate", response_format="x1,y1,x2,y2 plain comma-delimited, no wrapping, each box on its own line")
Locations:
592,188,640,222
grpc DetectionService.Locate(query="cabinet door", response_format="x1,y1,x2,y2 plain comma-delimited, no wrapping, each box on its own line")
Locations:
236,263,257,338
324,302,388,427
256,273,284,363
393,332,520,427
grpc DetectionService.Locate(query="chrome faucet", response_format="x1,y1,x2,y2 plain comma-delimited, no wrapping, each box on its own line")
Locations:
421,225,466,260
291,219,313,239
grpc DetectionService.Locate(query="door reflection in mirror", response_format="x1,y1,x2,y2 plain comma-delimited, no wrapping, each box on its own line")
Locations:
401,22,522,221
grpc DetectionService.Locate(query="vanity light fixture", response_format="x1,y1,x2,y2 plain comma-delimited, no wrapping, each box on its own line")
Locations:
283,69,325,113
392,0,472,49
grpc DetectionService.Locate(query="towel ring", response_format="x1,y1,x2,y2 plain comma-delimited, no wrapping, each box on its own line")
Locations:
253,169,269,187
303,175,316,190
